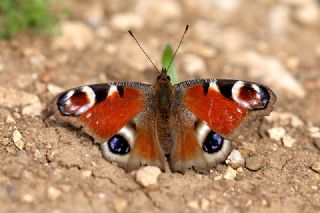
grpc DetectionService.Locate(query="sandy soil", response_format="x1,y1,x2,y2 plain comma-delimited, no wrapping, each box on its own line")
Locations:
1,0,320,212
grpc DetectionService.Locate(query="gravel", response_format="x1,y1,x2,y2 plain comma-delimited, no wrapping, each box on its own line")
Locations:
246,156,265,171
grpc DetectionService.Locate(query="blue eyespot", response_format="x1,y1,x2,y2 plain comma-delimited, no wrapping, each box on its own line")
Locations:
202,131,224,153
108,135,130,155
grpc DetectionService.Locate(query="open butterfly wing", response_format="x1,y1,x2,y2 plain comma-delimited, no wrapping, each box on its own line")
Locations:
170,79,276,172
53,82,165,171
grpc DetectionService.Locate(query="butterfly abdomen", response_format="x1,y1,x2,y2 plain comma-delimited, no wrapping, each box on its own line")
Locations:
154,79,175,155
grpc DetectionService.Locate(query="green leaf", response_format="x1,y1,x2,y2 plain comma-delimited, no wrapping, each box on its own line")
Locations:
161,44,179,84
0,0,58,39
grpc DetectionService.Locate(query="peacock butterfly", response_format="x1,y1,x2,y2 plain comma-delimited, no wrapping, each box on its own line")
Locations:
52,25,276,173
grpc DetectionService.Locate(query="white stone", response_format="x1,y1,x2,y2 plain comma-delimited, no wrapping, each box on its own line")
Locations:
114,198,128,213
12,130,24,150
135,166,161,189
268,5,291,38
266,112,304,127
308,126,320,138
53,21,94,50
0,87,43,117
21,194,34,203
34,149,42,159
280,0,313,6
226,150,245,169
47,84,64,96
187,200,200,209
84,2,104,27
224,166,237,180
211,0,241,12
187,0,240,14
214,174,222,180
182,54,207,75
200,198,210,211
81,170,92,178
230,51,306,98
311,161,320,173
268,127,286,141
110,13,143,31
282,135,296,148
22,102,43,117
0,63,4,72
294,2,320,25
195,21,246,52
47,186,62,201
5,114,16,124
135,0,181,24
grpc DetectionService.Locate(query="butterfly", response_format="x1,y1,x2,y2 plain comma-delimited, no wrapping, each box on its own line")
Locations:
52,26,276,173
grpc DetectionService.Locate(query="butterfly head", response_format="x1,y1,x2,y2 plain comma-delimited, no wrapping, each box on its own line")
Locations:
156,68,171,82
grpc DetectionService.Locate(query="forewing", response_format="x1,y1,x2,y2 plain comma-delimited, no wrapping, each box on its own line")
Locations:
170,79,276,173
53,82,165,171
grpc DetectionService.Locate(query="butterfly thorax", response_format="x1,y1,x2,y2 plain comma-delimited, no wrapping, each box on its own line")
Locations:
154,68,175,154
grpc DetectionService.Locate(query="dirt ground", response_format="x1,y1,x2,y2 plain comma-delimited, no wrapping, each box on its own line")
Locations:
1,0,320,212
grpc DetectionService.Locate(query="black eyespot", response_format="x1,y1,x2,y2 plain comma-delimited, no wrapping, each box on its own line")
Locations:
108,135,130,155
202,131,224,153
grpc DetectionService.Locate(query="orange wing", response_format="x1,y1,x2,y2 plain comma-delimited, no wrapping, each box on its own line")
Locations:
170,79,276,172
53,82,165,171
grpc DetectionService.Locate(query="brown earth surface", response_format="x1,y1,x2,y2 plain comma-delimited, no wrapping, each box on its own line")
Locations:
1,0,320,212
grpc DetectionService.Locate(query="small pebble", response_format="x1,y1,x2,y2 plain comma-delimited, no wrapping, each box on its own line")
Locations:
268,5,290,38
246,156,264,171
200,198,210,211
12,130,24,150
33,149,42,159
84,3,104,28
113,198,128,213
261,198,269,206
47,84,64,96
241,142,256,153
136,0,181,24
286,57,299,69
22,103,43,117
1,138,10,146
182,54,207,76
311,185,318,190
135,166,161,189
110,13,143,31
282,135,296,148
187,200,199,209
266,112,303,127
314,139,320,150
5,164,23,178
214,175,222,180
21,194,34,203
81,170,92,178
237,167,243,173
5,115,16,124
47,186,62,201
226,150,245,169
53,21,94,50
311,161,320,173
230,52,306,98
0,63,4,72
309,127,320,138
268,127,286,141
294,2,319,25
224,166,237,180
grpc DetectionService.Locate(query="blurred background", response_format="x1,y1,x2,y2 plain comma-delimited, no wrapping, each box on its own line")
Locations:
1,0,320,122
0,0,319,120
1,1,320,212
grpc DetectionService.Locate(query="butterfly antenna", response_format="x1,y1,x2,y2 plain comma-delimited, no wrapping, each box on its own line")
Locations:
167,24,189,72
128,30,160,73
